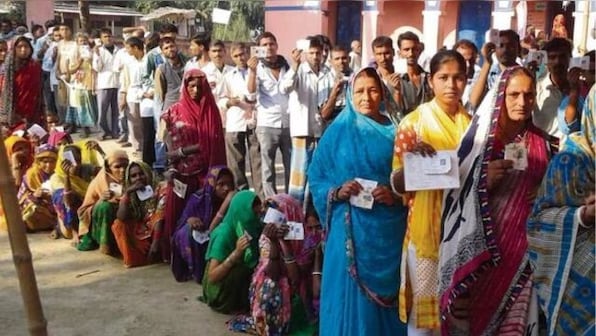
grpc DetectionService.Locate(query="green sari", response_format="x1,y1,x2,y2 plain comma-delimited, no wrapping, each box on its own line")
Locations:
202,190,262,314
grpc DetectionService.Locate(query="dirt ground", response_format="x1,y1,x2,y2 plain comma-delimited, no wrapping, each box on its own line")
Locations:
0,231,237,336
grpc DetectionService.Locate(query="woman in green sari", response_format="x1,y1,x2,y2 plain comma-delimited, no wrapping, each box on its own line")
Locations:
202,190,263,314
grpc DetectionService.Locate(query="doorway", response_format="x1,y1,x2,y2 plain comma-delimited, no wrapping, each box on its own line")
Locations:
457,1,492,50
335,1,362,48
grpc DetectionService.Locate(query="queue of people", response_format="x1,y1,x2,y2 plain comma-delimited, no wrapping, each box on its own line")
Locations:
0,18,594,336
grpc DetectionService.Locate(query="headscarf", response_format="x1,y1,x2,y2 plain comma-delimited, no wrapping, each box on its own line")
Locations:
440,66,556,335
308,67,407,304
206,190,261,268
23,144,57,191
47,130,72,147
49,142,100,195
4,134,33,168
0,36,34,126
124,161,156,221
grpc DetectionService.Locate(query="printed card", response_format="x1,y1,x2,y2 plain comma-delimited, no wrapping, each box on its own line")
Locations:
395,58,408,75
243,229,253,242
135,185,154,201
296,39,311,51
63,150,77,166
284,221,305,240
504,143,528,171
27,124,47,139
349,178,378,209
527,50,547,65
569,56,590,70
250,46,267,58
263,207,287,225
173,178,188,199
109,183,123,197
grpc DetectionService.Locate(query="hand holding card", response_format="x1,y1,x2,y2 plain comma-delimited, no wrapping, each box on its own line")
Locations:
504,143,528,171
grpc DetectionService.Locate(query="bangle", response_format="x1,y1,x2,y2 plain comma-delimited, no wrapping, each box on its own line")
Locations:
332,187,342,202
577,206,593,228
283,256,296,264
312,271,322,276
389,169,405,197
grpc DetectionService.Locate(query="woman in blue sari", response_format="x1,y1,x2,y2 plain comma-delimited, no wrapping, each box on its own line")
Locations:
528,84,595,336
308,67,407,335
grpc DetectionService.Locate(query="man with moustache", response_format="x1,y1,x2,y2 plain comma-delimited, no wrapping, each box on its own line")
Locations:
202,40,234,131
395,31,433,115
320,44,353,123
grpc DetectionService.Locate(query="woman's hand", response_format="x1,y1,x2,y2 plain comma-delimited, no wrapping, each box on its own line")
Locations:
409,141,436,157
125,181,145,195
263,223,288,241
85,140,103,154
100,190,114,201
337,180,363,201
166,149,184,162
481,42,496,65
33,189,46,199
187,217,206,231
580,194,595,227
372,186,396,206
61,160,77,176
234,235,251,254
487,159,513,190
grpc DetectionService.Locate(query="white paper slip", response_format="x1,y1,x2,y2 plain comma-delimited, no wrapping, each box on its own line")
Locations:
109,183,123,197
27,124,47,139
12,130,25,137
394,58,408,74
40,180,53,192
349,177,378,209
296,39,310,51
569,56,590,70
526,50,547,65
504,143,528,171
63,150,77,166
263,207,286,225
53,126,65,133
135,185,154,201
404,150,460,191
250,46,266,58
284,221,305,240
173,178,187,199
243,229,253,242
192,229,210,244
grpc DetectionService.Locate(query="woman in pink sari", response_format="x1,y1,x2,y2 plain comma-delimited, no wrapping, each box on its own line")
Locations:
439,67,557,335
159,68,226,261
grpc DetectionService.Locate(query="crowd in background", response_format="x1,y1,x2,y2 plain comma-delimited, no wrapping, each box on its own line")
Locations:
0,15,594,336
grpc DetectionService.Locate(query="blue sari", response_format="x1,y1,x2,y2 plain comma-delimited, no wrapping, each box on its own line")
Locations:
308,68,407,335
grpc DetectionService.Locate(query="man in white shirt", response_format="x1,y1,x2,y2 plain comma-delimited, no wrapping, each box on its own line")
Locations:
349,40,362,72
247,32,292,197
282,37,334,203
454,39,482,109
219,42,263,197
201,40,234,130
38,27,61,118
534,38,572,138
93,28,120,140
119,37,146,153
320,45,353,123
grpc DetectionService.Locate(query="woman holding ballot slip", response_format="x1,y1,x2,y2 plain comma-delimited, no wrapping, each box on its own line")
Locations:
389,50,471,335
308,67,407,335
439,67,557,335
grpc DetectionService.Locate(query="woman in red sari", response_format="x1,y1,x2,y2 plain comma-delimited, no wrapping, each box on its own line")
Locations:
0,36,43,134
158,68,226,261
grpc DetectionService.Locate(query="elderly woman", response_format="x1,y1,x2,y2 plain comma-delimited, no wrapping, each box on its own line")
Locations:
77,150,129,254
159,68,226,261
112,161,166,267
202,190,263,314
308,67,408,335
0,135,33,230
18,144,58,232
440,67,557,335
528,84,595,336
389,50,471,335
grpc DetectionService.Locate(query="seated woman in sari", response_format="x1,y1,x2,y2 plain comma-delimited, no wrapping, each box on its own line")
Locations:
18,144,58,232
159,68,226,262
171,166,236,282
389,50,471,335
112,161,166,268
249,193,319,336
309,67,408,335
49,143,101,240
528,84,595,336
439,67,557,335
0,36,44,132
77,150,129,254
0,135,33,230
47,130,73,147
202,190,263,314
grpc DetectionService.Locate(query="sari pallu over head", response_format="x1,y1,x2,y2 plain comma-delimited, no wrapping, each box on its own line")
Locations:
527,84,595,336
439,66,557,335
124,161,157,222
22,144,58,192
49,141,101,196
307,67,407,305
4,135,33,169
162,68,226,177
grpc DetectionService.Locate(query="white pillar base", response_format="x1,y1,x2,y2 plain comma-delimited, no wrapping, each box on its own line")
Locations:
422,10,442,56
492,11,514,30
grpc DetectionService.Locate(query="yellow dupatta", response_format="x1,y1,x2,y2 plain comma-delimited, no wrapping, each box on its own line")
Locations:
49,140,102,195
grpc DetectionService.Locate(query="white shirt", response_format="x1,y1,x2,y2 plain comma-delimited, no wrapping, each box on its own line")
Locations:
247,61,290,129
201,62,235,126
120,56,145,104
534,72,563,138
282,62,334,138
92,45,120,89
219,67,254,133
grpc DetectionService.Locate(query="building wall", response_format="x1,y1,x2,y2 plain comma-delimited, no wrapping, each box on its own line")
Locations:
526,1,549,35
439,1,460,49
379,1,424,44
26,0,54,27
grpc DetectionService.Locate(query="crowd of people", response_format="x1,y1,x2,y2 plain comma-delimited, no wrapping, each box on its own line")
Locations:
0,17,594,336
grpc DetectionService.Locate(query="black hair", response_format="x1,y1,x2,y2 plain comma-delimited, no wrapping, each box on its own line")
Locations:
354,67,383,95
159,36,176,48
499,29,521,46
99,28,112,36
159,23,178,35
331,44,349,54
314,34,331,49
371,36,393,50
31,24,43,34
429,49,467,78
586,50,595,63
306,36,324,50
230,42,246,53
190,32,210,50
125,37,144,50
397,31,420,49
504,67,537,96
44,19,57,29
257,31,277,45
145,32,160,51
453,39,478,54
542,38,572,56
12,36,34,59
209,39,225,50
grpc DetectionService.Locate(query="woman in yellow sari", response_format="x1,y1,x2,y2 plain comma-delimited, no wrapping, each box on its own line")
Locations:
0,135,33,230
50,142,102,240
18,144,58,231
389,50,471,335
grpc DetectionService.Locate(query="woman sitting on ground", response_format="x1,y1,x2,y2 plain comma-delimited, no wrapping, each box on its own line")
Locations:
112,161,166,267
49,143,101,240
0,135,33,230
171,165,236,282
77,150,129,254
18,144,58,232
202,190,263,314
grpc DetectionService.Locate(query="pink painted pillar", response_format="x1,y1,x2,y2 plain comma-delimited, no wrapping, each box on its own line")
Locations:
361,1,380,68
26,0,54,27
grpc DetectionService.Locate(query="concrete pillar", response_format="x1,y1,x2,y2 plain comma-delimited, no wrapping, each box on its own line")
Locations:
422,9,441,55
492,0,514,30
361,1,379,68
26,0,54,27
572,0,590,55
